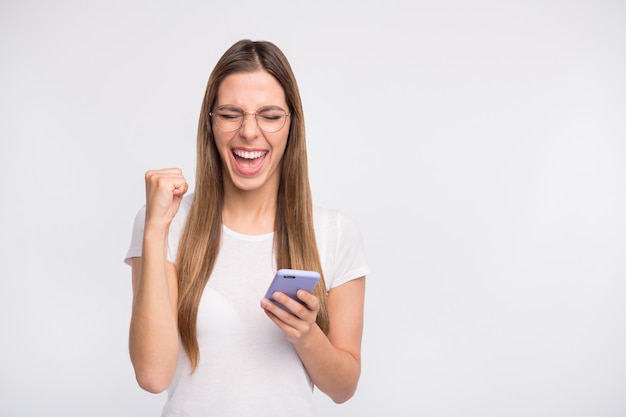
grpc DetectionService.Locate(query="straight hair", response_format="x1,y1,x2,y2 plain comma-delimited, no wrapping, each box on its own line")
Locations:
175,39,329,371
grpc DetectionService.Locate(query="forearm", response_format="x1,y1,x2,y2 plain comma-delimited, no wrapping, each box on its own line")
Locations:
129,227,179,393
294,325,361,403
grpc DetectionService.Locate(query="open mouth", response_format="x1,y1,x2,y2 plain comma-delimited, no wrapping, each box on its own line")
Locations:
232,149,268,172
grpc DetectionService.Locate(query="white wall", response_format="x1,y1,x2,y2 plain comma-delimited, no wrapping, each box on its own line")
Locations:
1,1,625,416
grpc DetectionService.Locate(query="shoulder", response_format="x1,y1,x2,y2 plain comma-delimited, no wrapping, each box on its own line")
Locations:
313,204,362,237
313,204,345,225
313,204,369,288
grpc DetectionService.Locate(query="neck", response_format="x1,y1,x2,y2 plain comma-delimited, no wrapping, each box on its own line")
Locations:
222,182,278,235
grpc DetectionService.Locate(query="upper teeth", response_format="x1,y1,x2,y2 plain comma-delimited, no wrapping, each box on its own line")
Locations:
234,150,265,159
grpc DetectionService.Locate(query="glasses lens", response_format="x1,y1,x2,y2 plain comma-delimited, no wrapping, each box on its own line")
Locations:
257,107,287,133
211,105,289,133
214,106,243,132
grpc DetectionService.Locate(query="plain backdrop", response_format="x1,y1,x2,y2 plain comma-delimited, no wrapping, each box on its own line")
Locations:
1,1,625,416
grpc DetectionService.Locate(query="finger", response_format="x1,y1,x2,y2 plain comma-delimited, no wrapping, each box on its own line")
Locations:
270,292,317,323
143,168,188,225
261,304,312,342
296,290,320,312
173,180,189,196
147,167,183,176
146,170,188,195
260,297,295,327
271,292,301,313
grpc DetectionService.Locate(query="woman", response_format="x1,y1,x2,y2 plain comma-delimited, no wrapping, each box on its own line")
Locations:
125,39,369,416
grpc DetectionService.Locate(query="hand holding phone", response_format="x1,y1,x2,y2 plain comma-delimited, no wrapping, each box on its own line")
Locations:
264,268,321,312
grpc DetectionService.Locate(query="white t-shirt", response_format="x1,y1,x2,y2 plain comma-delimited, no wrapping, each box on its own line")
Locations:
124,193,370,417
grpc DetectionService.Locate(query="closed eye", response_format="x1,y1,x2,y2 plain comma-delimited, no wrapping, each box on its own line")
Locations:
259,114,282,121
219,113,242,120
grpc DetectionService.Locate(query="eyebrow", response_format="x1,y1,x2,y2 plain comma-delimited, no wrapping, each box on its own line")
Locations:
216,104,288,111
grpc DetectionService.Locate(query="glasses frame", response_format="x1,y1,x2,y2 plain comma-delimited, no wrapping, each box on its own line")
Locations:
209,105,291,133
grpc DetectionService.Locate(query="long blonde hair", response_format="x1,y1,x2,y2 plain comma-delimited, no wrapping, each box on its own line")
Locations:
175,39,329,371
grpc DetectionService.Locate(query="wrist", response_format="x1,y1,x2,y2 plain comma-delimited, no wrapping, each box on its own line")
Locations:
142,223,170,254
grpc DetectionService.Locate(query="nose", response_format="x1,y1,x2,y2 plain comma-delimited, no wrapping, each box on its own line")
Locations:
239,111,260,139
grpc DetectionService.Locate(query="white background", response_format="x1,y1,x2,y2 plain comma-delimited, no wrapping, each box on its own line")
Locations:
1,1,625,416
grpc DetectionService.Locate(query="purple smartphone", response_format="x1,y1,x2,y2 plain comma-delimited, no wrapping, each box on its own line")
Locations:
264,268,321,312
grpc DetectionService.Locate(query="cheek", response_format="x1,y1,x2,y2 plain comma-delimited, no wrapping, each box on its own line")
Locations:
270,137,289,160
271,129,290,153
213,133,231,154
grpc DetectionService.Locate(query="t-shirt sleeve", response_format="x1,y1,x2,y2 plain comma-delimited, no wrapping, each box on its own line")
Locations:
124,194,192,267
318,208,370,289
124,205,146,266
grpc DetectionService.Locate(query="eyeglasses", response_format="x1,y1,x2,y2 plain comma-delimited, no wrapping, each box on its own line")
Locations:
209,105,290,133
